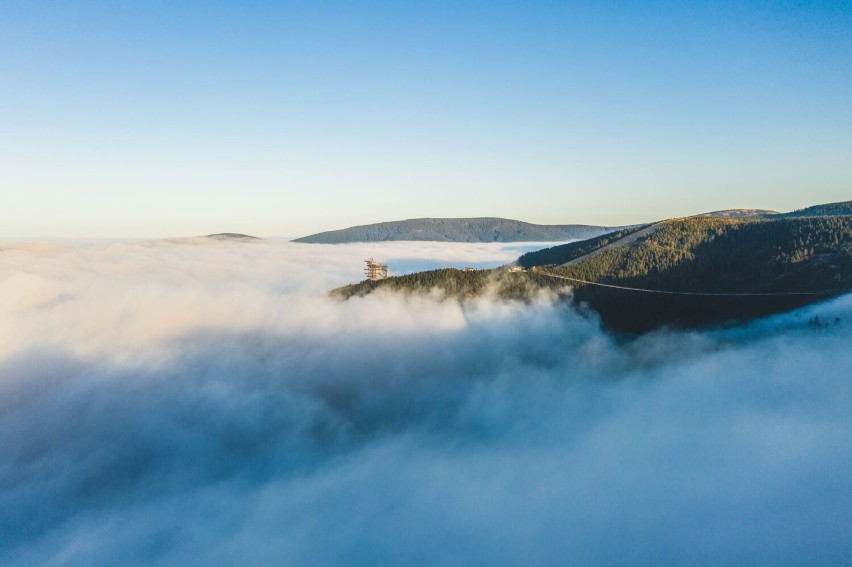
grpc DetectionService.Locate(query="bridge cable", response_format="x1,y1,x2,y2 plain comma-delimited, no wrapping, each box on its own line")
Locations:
536,271,849,297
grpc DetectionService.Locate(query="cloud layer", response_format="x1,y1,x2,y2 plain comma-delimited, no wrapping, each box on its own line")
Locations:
1,239,850,566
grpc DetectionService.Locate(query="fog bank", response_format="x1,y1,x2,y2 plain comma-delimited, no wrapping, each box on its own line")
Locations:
1,239,850,566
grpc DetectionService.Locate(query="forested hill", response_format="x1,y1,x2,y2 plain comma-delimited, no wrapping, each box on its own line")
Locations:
544,216,852,293
542,215,852,331
333,216,852,333
293,218,617,243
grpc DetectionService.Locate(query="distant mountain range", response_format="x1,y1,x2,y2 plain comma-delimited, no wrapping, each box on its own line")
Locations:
294,202,852,244
205,233,259,241
293,218,620,244
332,201,852,333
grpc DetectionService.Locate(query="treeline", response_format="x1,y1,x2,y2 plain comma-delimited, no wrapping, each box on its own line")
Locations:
332,268,569,302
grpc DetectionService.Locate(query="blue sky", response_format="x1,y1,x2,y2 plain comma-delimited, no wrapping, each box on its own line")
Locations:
2,1,851,237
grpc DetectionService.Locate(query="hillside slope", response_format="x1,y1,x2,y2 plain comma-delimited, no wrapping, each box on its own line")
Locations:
544,215,852,331
294,218,617,243
517,224,653,268
546,216,851,291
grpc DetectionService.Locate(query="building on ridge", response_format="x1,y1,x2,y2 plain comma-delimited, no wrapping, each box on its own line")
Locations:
364,258,389,281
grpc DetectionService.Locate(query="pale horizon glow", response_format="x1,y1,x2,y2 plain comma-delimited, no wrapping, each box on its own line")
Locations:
1,1,850,237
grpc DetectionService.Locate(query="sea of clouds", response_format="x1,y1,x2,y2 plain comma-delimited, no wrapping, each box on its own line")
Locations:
1,238,850,566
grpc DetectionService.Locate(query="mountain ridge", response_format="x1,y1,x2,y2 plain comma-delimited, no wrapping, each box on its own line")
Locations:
293,217,621,244
776,200,852,218
294,201,851,244
697,209,778,218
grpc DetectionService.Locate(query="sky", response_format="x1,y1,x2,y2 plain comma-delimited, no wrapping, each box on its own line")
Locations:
1,0,851,237
1,238,850,565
